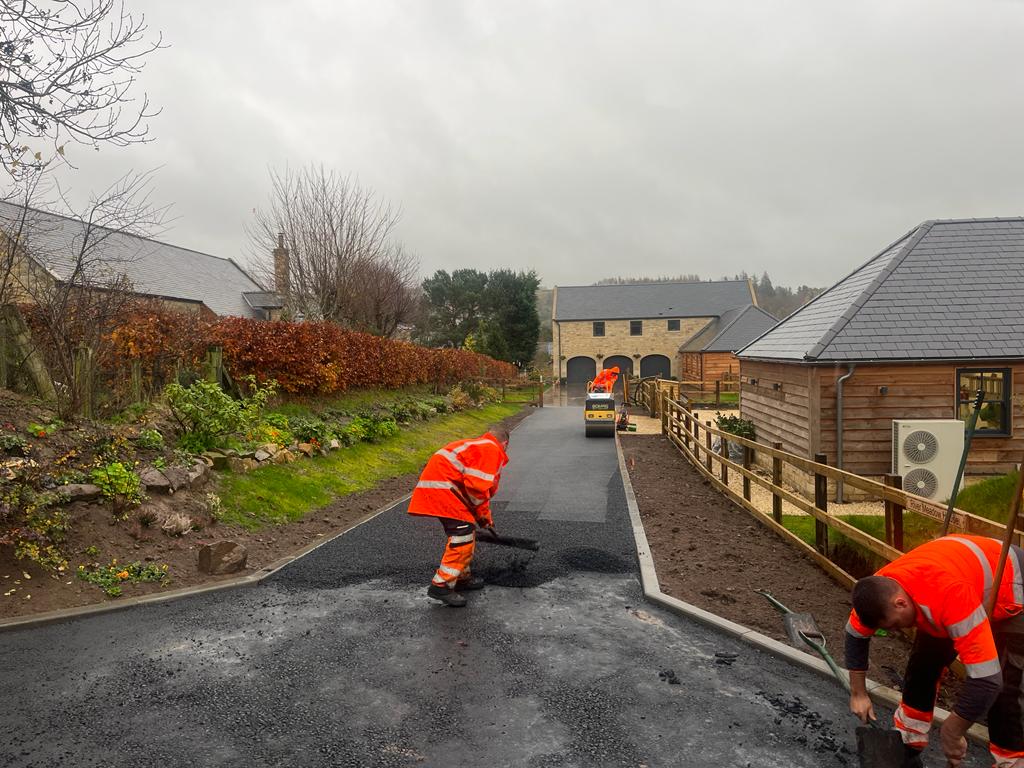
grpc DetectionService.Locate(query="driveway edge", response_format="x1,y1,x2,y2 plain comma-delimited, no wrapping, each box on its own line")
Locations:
0,493,411,634
615,434,990,746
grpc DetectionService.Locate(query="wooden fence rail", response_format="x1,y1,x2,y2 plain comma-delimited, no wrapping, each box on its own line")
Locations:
653,395,1016,587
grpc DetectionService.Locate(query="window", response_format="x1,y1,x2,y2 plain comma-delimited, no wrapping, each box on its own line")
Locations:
592,321,605,337
630,320,643,336
957,368,1011,436
667,319,680,331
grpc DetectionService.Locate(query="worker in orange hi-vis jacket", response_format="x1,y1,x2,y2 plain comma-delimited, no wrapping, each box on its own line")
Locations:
407,426,510,607
590,366,620,393
845,535,1024,768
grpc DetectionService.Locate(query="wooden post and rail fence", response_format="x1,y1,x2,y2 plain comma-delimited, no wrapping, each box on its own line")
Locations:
648,392,1020,589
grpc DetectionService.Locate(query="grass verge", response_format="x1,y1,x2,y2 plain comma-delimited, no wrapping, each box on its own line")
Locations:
217,401,524,529
782,512,942,576
954,471,1019,524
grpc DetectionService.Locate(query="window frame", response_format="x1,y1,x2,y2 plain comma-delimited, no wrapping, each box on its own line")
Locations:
955,367,1012,437
630,320,643,336
592,321,605,337
667,319,680,332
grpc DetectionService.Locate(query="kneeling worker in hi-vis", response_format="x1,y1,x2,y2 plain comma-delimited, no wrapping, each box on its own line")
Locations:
407,426,510,607
845,535,1024,767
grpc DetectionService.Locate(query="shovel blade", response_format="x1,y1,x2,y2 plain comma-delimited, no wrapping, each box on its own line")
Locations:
856,726,922,768
783,612,824,647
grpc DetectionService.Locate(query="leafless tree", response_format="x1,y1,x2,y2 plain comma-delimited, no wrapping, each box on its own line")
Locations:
6,168,168,415
0,0,164,178
247,164,421,335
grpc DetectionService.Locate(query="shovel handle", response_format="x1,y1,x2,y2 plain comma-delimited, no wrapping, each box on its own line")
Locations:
755,589,793,615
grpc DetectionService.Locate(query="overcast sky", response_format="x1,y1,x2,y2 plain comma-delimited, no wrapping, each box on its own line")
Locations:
55,0,1024,289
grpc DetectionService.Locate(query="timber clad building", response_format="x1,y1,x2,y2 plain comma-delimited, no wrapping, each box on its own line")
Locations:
551,280,767,384
737,217,1024,480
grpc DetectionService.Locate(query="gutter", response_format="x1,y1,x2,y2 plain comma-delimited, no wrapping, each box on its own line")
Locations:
835,364,856,503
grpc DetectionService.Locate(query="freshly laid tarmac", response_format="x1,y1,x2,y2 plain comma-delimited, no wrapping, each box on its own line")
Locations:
0,407,989,766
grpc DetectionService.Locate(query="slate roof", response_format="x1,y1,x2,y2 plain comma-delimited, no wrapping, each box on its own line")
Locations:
739,218,1024,362
0,201,266,318
553,280,754,321
681,305,778,353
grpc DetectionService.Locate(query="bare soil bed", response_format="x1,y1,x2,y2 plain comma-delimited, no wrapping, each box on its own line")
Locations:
620,432,916,692
0,408,531,621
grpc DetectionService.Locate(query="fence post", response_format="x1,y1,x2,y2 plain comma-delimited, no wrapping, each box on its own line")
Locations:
131,359,143,404
682,402,691,450
205,346,223,384
743,445,752,502
884,474,905,552
715,379,721,406
705,420,713,473
73,344,94,419
720,434,729,485
814,452,829,556
772,441,783,523
649,379,659,419
0,320,7,390
660,390,668,435
537,378,544,408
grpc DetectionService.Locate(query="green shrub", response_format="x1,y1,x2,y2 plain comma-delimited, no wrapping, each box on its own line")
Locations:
447,386,473,411
135,429,165,451
714,412,756,441
90,461,143,517
290,416,333,445
164,376,277,451
77,559,168,597
0,433,30,456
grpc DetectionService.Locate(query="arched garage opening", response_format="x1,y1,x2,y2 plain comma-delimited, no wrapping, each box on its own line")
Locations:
603,355,633,374
640,354,672,379
602,355,633,392
566,356,597,385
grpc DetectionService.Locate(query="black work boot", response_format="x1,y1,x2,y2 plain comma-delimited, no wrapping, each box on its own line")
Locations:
427,584,467,607
454,576,485,591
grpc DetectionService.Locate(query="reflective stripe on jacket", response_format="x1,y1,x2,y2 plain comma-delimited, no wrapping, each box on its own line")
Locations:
408,433,508,525
846,535,1024,679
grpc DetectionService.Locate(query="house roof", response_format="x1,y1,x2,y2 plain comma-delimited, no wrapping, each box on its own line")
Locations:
739,218,1024,362
681,305,778,353
0,201,267,318
553,280,755,321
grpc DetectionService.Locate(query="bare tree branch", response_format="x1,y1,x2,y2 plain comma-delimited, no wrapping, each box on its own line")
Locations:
246,164,420,335
0,0,164,178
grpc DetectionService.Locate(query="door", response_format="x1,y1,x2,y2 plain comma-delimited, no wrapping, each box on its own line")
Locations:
640,354,672,379
566,356,597,384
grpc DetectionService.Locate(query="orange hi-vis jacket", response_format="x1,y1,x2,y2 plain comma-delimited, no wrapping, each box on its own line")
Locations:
847,535,1024,683
408,433,509,527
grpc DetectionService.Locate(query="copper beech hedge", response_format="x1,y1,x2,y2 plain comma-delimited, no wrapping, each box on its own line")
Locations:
105,310,516,394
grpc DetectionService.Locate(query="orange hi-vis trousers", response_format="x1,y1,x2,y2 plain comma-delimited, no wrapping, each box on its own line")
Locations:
432,518,476,588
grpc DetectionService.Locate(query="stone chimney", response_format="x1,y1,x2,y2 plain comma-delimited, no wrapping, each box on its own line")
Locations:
273,232,290,295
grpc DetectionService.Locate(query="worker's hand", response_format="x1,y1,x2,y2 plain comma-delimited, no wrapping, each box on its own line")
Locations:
939,717,968,767
849,692,875,724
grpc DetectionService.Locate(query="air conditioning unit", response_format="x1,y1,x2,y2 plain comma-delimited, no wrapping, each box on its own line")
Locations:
892,419,965,501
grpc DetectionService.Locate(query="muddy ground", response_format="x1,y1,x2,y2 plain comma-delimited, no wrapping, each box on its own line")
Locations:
0,408,531,620
620,432,920,694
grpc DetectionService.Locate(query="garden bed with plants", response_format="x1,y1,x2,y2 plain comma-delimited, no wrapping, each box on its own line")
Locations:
0,380,532,620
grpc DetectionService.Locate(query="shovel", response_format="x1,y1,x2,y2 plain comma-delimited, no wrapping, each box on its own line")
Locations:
757,591,921,768
475,529,540,551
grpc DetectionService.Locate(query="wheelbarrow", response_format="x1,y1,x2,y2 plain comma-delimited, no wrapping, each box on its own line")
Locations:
756,590,922,768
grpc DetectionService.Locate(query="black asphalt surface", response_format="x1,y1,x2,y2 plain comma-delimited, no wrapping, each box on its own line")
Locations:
0,407,989,767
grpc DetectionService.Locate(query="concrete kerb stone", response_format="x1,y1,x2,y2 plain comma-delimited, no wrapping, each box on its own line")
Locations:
613,434,991,747
0,493,412,635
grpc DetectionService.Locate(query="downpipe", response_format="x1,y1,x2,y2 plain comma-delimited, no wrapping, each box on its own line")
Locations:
835,364,856,504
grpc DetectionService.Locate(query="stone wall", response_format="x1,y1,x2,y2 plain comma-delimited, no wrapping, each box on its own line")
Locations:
553,317,710,379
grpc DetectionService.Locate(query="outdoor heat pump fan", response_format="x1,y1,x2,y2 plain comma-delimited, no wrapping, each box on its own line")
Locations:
891,420,965,501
